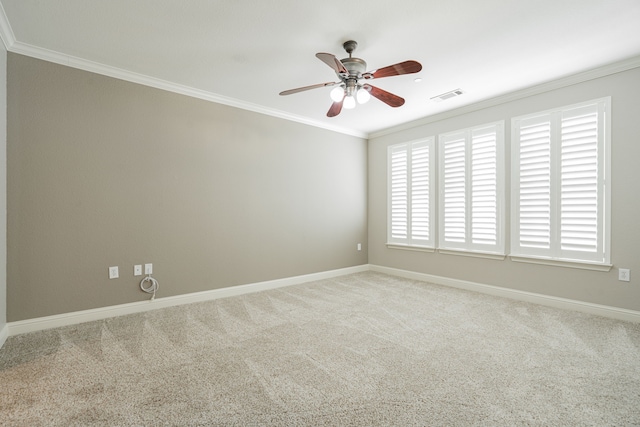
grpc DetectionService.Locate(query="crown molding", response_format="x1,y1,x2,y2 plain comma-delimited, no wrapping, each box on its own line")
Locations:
7,41,368,139
0,1,14,50
369,54,640,139
0,6,366,139
1,3,638,142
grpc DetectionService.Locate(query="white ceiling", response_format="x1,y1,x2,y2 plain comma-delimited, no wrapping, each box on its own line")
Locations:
1,0,640,137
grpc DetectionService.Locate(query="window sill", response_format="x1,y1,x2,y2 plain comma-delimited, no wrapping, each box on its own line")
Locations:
386,243,435,253
509,255,612,272
438,248,506,260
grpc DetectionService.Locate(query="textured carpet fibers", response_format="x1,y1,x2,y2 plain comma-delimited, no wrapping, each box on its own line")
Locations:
1,272,639,426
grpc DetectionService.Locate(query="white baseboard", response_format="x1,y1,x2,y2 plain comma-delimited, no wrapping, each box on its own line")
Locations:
4,262,638,346
370,264,640,323
6,264,369,337
0,323,8,349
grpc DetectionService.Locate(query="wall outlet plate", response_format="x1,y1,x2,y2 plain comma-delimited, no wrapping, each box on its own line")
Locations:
144,263,153,274
109,266,119,279
134,265,142,276
618,268,630,282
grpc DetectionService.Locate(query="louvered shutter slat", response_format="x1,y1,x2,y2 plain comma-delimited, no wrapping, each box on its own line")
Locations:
561,110,598,253
388,139,433,247
411,142,430,241
443,138,466,243
390,148,408,239
560,111,598,252
471,131,498,245
518,121,551,249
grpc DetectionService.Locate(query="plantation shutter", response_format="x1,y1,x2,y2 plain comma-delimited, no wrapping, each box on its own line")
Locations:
389,144,408,241
439,122,504,254
515,116,552,254
410,142,430,242
442,133,466,244
388,139,434,247
511,98,609,264
471,127,499,246
560,104,599,255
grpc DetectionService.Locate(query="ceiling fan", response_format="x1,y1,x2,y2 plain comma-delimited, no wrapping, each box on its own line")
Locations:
279,40,422,117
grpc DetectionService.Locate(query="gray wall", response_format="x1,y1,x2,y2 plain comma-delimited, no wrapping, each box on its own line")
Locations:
7,53,368,321
0,42,6,333
369,67,640,311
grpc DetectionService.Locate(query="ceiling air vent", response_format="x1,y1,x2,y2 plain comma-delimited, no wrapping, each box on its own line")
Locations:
431,89,464,102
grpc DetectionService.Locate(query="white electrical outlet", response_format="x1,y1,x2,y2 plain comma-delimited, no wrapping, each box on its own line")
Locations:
109,266,119,279
144,263,153,274
618,268,630,282
134,265,142,276
357,243,362,251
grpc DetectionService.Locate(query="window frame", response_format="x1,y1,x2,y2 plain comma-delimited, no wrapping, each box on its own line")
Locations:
386,137,436,250
510,97,611,269
437,121,506,256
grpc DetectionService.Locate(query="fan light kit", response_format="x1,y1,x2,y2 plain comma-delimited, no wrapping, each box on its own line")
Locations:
279,40,422,117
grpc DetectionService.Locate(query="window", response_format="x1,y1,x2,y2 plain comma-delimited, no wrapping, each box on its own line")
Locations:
438,122,505,255
387,138,435,249
511,98,610,266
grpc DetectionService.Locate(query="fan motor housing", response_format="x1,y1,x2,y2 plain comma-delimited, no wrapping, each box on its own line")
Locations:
341,57,367,77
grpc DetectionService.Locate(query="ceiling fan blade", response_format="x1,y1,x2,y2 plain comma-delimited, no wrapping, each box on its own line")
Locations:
316,53,349,75
279,81,339,96
363,84,405,107
365,60,422,79
327,99,344,117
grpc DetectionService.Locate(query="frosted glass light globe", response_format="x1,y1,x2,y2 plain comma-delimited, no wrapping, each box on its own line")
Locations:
343,95,356,109
330,86,345,102
356,87,371,104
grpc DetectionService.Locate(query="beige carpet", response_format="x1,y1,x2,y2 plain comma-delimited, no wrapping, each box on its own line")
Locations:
1,272,639,426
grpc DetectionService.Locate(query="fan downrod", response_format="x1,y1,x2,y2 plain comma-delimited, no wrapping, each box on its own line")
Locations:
343,40,358,57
